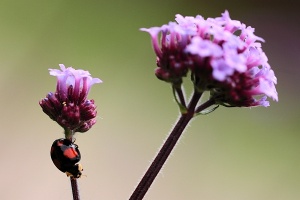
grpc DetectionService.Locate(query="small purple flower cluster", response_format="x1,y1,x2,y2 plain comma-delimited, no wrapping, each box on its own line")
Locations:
39,64,102,133
141,11,278,107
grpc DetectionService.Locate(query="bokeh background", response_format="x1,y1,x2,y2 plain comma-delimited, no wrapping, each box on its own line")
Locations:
0,0,299,199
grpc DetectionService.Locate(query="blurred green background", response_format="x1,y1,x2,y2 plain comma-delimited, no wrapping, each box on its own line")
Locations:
0,0,299,199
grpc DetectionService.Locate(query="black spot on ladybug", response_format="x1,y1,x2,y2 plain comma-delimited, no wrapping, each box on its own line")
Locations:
50,138,83,178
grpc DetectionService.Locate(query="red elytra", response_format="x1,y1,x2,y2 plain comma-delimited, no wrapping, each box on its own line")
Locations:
63,147,80,159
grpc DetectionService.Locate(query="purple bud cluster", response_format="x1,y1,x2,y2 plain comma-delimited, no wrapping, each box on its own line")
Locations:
40,64,102,132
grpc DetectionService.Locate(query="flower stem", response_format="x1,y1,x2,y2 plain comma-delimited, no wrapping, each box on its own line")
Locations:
129,89,208,200
172,84,186,108
194,98,217,115
70,177,80,200
65,130,81,200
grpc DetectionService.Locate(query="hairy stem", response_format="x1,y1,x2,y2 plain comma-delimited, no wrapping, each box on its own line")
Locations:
129,89,208,200
194,98,217,115
70,178,80,200
65,130,80,200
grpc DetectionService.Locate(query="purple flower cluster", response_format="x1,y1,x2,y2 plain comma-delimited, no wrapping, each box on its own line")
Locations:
141,11,278,107
39,64,102,133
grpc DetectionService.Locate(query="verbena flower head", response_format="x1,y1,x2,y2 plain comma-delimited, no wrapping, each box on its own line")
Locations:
141,10,278,107
39,64,102,133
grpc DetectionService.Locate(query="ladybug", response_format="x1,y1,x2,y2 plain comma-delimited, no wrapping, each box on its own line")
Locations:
50,138,83,178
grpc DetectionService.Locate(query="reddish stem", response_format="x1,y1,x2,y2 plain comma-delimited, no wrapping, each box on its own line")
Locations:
70,178,80,200
65,130,81,200
129,90,206,200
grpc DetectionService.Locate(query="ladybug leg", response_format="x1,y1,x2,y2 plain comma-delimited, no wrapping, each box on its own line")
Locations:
66,171,81,179
66,171,74,177
78,164,83,172
65,164,84,178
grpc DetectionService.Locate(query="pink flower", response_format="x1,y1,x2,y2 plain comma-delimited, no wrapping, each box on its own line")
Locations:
39,64,102,132
141,10,278,107
140,22,192,84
